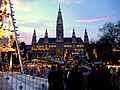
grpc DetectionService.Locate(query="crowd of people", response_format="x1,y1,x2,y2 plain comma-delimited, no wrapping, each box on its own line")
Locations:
23,64,50,78
1,63,120,90
48,64,120,90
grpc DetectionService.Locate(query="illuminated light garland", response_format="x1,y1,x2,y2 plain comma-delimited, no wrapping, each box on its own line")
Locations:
0,29,12,38
0,0,24,72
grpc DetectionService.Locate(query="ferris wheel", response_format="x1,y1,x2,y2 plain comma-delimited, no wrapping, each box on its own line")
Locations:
0,0,23,72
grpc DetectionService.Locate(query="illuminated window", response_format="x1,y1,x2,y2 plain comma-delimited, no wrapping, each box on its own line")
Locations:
77,45,79,47
82,45,84,47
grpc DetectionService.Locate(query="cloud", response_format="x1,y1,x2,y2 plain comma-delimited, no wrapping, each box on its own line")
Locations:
49,30,55,33
17,19,52,30
12,0,31,11
16,31,31,44
48,29,55,36
51,0,71,4
18,22,45,29
19,37,32,44
76,0,83,3
76,14,120,22
18,30,31,36
21,0,38,2
51,0,82,4
59,0,71,4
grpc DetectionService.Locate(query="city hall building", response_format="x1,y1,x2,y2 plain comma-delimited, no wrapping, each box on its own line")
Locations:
31,5,89,61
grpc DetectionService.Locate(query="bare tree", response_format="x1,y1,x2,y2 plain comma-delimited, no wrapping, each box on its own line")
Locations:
99,20,120,49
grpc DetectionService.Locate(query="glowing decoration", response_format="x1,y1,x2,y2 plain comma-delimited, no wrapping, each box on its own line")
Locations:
64,48,68,62
56,49,63,60
85,52,89,59
93,48,97,58
0,29,12,38
0,32,2,38
9,53,12,70
0,0,23,72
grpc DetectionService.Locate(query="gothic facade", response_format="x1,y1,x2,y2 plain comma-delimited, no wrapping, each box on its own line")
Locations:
31,5,89,61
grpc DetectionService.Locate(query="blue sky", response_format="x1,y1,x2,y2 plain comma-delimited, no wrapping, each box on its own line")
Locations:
11,0,120,44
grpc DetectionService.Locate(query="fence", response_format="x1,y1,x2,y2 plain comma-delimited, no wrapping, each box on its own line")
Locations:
0,71,48,90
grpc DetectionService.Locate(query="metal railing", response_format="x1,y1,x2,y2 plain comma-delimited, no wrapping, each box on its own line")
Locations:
0,71,48,90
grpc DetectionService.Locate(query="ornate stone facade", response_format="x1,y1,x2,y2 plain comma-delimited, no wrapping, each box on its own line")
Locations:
31,5,89,61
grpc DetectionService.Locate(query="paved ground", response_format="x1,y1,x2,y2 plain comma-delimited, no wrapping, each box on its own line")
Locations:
0,72,14,90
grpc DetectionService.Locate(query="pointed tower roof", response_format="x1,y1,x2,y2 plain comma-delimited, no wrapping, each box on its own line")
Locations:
56,4,64,42
84,27,89,43
57,4,62,20
84,27,88,38
32,29,37,44
72,28,75,36
72,28,76,43
33,28,36,36
59,4,61,11
34,28,36,33
44,28,48,43
46,28,47,33
85,27,87,34
45,28,48,38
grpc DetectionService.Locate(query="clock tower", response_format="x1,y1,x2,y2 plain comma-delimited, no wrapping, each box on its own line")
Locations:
56,5,64,42
56,5,64,60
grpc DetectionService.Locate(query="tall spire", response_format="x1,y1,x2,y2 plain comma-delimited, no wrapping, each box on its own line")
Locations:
44,28,48,43
84,28,89,43
33,29,36,36
59,4,61,11
56,5,64,60
32,29,37,44
72,28,76,43
45,28,48,38
56,4,64,42
72,28,75,36
57,4,62,21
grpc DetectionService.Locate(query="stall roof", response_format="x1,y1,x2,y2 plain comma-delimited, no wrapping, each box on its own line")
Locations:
49,60,65,65
93,62,103,65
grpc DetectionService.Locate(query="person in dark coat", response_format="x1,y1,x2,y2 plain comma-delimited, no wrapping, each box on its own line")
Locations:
100,67,113,90
48,65,57,90
68,66,84,90
55,64,64,90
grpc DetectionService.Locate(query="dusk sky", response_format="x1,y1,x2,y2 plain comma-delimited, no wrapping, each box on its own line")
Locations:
11,0,120,44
